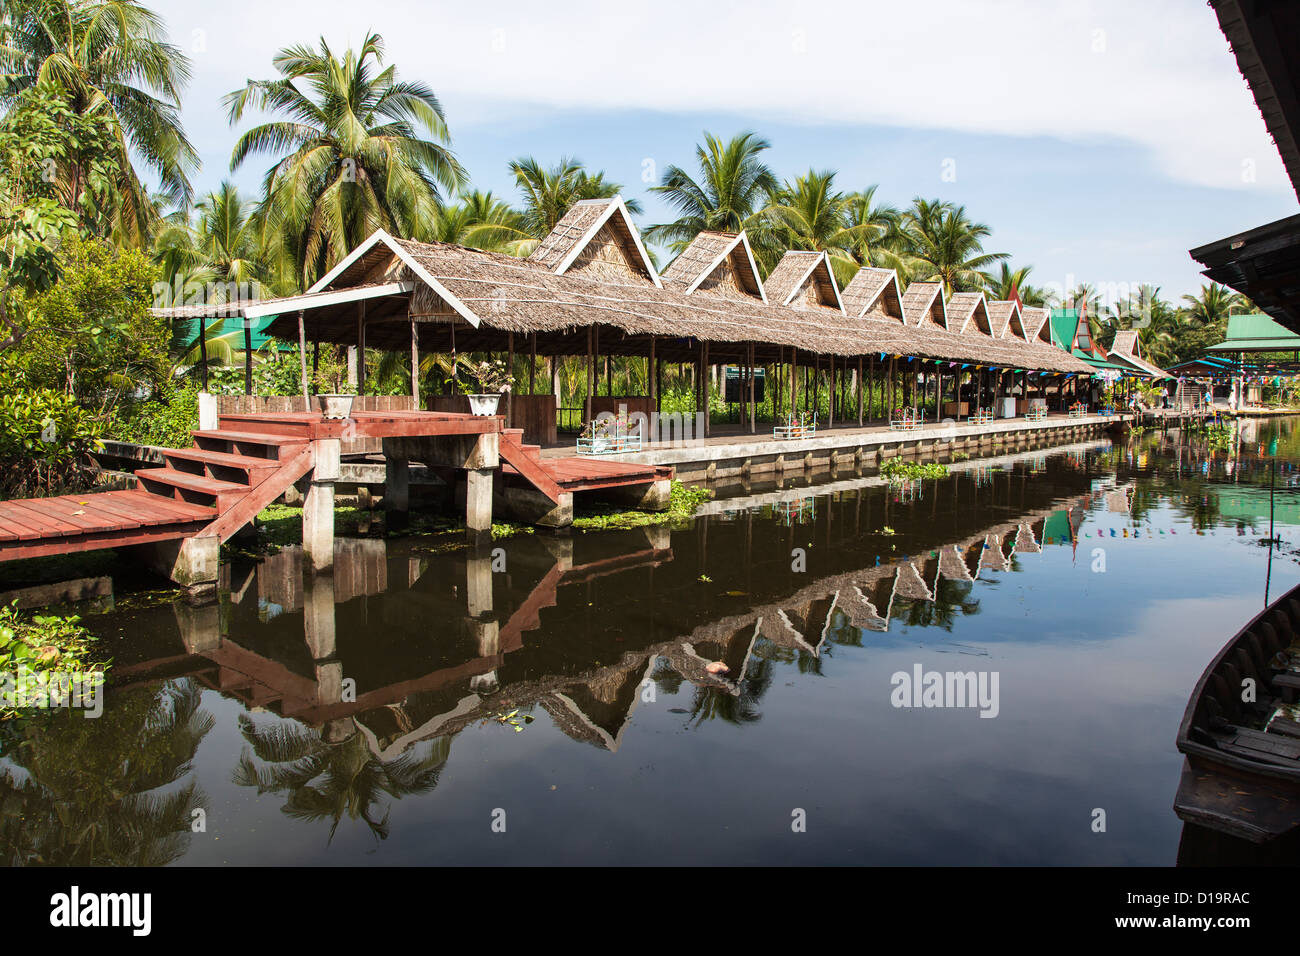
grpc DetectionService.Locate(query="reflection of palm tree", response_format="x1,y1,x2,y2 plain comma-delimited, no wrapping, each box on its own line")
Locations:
233,713,449,842
0,680,212,866
898,578,979,630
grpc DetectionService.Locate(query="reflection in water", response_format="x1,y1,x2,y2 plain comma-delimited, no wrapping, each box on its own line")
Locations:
8,419,1300,864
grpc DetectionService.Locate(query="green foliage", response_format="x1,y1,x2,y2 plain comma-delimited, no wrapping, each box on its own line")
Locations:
0,84,123,291
572,480,712,531
114,379,199,448
1,0,198,244
0,602,106,721
0,386,104,496
879,457,949,482
8,237,165,416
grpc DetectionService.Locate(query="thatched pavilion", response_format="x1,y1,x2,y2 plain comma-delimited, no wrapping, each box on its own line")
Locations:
154,195,1095,445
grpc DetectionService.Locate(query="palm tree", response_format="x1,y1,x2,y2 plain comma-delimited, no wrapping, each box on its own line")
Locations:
225,32,465,288
841,185,902,269
644,130,778,254
899,198,1007,295
509,156,640,253
0,0,197,245
766,169,861,283
1181,283,1249,328
983,263,1050,306
426,189,530,253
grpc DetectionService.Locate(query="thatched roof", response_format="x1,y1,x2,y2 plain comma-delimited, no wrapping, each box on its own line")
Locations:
1108,329,1168,378
901,281,947,329
763,250,844,312
153,196,1096,375
946,292,991,336
1020,306,1052,344
527,197,660,286
987,300,1021,338
660,230,765,302
841,266,904,321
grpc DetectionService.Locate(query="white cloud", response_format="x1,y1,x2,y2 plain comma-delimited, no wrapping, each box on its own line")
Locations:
159,0,1289,193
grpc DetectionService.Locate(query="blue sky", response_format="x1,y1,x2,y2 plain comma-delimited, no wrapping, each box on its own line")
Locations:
152,0,1300,304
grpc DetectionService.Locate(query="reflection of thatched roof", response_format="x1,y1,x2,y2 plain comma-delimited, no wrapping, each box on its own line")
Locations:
892,561,935,601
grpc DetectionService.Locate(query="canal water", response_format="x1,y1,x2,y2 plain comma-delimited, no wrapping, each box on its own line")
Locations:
5,417,1300,866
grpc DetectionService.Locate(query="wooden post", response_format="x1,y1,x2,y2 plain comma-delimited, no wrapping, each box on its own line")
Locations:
297,310,310,411
243,318,253,396
529,332,537,395
585,327,594,422
649,335,658,411
857,356,864,426
198,315,209,392
410,315,420,406
507,332,515,428
749,343,756,434
356,301,366,395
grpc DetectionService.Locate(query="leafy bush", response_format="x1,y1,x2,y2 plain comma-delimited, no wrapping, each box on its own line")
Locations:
115,380,199,448
0,387,104,497
0,602,106,722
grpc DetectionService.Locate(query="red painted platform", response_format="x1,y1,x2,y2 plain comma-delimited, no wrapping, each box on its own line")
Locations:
0,410,671,566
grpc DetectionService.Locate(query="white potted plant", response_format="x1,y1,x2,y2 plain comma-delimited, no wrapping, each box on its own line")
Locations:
468,359,511,416
316,390,356,420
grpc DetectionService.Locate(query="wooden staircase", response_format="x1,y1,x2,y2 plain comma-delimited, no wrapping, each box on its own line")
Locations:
133,415,317,544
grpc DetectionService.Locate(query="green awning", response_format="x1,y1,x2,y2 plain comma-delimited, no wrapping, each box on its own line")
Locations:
1205,313,1300,352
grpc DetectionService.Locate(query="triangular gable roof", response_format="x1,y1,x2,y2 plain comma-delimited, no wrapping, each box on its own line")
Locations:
840,266,904,322
1004,303,1029,340
1020,306,1052,344
659,230,766,302
527,196,661,287
763,250,845,312
1107,329,1169,379
306,228,482,327
901,281,947,329
987,300,1023,339
947,291,992,336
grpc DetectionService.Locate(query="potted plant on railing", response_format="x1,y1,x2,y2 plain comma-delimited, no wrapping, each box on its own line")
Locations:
315,384,357,420
468,359,511,416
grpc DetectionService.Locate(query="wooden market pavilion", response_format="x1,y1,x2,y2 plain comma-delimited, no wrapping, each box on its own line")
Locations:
156,196,1098,446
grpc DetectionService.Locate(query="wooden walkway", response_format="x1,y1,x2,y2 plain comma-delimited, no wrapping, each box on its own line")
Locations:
0,410,672,567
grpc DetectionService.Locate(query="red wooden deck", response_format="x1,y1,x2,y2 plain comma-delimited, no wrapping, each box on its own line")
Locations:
0,410,671,566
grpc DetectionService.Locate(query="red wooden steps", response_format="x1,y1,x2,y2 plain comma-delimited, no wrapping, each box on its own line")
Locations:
135,467,252,510
164,447,283,484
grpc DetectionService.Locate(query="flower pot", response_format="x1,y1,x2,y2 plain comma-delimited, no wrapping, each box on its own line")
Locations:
315,394,355,420
468,393,501,417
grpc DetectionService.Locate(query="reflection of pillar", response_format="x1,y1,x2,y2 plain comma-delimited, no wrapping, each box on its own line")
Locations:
304,438,340,571
466,557,493,620
174,599,223,654
469,619,500,694
304,572,336,661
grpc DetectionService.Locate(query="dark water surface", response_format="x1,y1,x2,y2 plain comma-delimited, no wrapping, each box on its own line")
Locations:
7,418,1300,866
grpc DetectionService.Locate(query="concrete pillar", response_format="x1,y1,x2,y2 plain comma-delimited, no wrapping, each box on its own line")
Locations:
466,467,494,532
304,439,340,572
136,534,220,597
384,456,409,514
197,392,218,432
